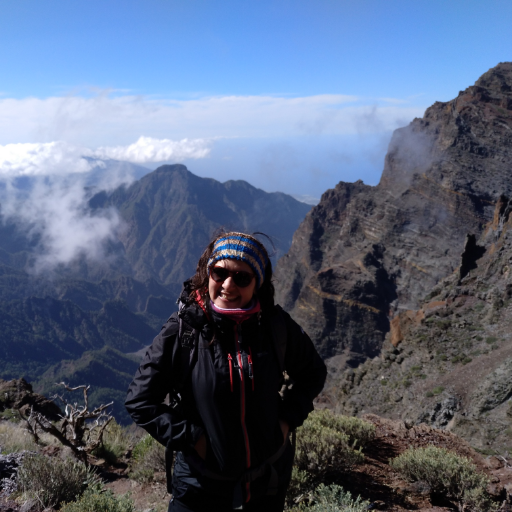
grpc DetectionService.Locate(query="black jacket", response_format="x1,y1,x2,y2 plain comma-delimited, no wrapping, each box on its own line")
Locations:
125,287,326,503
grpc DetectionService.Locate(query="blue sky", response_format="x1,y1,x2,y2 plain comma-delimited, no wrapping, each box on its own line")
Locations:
1,0,511,200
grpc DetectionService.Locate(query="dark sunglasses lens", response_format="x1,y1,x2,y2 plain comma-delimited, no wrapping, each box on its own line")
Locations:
211,267,229,282
211,267,254,288
233,272,254,288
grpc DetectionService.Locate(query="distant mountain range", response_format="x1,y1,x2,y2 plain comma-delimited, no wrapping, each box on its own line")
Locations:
0,165,311,422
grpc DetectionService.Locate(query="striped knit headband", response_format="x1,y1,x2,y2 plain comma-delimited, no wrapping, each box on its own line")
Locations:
207,233,269,289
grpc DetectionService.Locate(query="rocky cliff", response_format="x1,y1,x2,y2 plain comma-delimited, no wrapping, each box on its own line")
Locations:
275,62,512,363
328,194,512,451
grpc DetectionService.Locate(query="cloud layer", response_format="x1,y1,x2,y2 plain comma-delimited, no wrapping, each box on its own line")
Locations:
0,137,211,177
0,93,424,147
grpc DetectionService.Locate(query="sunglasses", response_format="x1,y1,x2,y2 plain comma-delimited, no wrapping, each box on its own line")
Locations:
210,266,255,288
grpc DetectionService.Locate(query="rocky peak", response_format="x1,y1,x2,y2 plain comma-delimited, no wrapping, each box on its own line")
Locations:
275,62,512,362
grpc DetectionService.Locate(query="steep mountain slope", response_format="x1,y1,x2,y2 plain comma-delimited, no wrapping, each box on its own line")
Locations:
90,164,310,290
327,196,512,451
275,62,512,362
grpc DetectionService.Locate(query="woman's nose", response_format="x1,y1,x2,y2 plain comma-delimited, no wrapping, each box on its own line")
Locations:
222,276,237,289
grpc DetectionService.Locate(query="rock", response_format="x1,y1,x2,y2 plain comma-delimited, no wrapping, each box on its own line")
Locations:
0,379,61,421
0,451,35,498
417,396,460,428
469,357,512,415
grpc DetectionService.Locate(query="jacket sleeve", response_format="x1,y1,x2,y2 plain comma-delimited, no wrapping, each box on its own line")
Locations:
125,314,204,451
278,311,327,431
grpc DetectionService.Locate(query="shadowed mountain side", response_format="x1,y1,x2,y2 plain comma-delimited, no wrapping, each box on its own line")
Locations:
275,62,512,360
0,297,154,383
90,164,311,287
35,346,141,425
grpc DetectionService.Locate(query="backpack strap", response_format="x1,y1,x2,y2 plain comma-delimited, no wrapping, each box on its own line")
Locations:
269,305,287,375
170,305,199,409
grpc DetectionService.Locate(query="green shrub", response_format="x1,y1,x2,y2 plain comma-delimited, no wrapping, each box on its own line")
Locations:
380,379,388,386
288,411,372,504
17,454,100,509
294,410,373,475
451,355,462,363
475,335,483,341
486,336,497,344
390,446,495,510
130,434,165,483
432,386,445,395
132,433,155,461
289,483,370,512
59,488,135,512
295,417,363,475
426,391,434,397
92,420,132,464
0,408,21,423
325,414,376,449
461,357,472,365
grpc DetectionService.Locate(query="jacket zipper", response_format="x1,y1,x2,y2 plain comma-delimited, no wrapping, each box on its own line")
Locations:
227,353,234,392
234,323,251,503
248,347,254,391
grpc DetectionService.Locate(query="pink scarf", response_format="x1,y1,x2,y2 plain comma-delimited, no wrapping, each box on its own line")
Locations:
210,298,261,324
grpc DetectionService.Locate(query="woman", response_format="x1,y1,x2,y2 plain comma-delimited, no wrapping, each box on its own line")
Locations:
126,232,326,512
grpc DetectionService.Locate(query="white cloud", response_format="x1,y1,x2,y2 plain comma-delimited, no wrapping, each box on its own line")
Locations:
95,136,212,163
0,93,425,147
0,137,211,178
0,141,92,176
0,175,123,271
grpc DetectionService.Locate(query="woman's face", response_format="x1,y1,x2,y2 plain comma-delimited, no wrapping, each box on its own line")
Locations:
208,259,256,309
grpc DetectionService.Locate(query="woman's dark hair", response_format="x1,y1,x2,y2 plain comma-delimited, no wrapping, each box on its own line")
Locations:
189,231,275,311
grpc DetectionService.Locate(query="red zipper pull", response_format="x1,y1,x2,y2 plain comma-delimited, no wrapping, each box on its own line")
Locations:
248,347,254,391
227,354,234,392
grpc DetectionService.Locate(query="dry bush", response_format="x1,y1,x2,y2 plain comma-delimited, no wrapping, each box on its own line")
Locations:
0,422,39,454
288,483,370,512
0,417,62,454
390,446,496,511
17,453,100,510
288,411,369,506
60,487,135,512
92,420,136,464
294,411,365,474
328,414,375,449
130,434,165,483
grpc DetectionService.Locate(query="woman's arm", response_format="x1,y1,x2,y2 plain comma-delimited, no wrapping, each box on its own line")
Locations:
277,311,327,431
125,314,204,451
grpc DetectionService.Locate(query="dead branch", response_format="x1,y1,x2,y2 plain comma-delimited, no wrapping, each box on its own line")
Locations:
22,382,115,464
19,406,41,445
